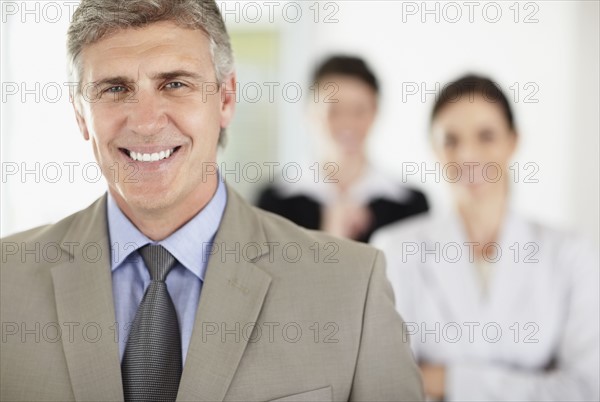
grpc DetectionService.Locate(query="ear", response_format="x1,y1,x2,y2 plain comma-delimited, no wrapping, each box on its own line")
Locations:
71,94,90,141
219,73,237,129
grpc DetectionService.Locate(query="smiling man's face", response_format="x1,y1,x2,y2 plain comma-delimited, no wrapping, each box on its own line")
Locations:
73,20,235,215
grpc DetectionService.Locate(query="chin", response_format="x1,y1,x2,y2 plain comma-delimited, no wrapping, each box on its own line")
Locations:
117,184,178,212
129,194,175,212
339,145,363,156
452,183,485,199
466,184,493,197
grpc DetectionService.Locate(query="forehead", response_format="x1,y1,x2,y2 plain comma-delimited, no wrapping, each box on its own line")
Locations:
79,20,213,80
321,75,373,91
434,95,507,128
320,74,377,103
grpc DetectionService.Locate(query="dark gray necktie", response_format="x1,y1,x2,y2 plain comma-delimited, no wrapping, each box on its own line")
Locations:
122,245,182,402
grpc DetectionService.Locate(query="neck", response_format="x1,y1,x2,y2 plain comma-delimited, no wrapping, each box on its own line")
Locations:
111,177,218,241
325,151,367,194
455,181,509,245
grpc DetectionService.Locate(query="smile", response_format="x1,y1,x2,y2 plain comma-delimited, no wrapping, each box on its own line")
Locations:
120,146,182,162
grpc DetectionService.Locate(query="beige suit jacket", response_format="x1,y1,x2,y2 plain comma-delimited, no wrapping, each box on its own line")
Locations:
1,185,423,401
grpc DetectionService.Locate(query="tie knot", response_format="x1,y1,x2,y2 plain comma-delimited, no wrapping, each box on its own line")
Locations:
138,245,177,282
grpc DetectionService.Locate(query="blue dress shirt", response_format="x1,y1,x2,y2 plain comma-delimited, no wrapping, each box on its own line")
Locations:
107,178,227,365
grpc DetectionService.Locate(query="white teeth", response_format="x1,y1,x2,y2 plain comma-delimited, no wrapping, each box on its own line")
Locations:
128,148,176,162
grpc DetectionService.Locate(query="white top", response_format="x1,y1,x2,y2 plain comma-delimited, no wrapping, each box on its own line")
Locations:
371,210,600,401
274,164,413,206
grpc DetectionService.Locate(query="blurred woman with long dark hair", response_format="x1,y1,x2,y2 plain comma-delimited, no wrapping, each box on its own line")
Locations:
372,75,599,401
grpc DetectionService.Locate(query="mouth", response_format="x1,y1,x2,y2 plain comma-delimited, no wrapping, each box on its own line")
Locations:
119,146,182,162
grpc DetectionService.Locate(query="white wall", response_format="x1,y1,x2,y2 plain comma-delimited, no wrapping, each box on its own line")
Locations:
2,1,598,245
1,2,107,236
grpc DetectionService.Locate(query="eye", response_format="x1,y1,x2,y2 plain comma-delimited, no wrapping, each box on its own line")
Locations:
479,128,496,142
165,81,186,90
444,133,458,148
353,105,368,116
105,85,127,93
328,104,342,117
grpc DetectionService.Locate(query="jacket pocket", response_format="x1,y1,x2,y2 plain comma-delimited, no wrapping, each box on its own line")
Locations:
268,385,332,402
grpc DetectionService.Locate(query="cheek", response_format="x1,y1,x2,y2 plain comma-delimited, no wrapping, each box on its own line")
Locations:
325,117,342,137
89,106,123,142
88,135,113,177
487,141,514,164
433,146,454,164
326,112,339,128
173,108,221,148
359,114,375,134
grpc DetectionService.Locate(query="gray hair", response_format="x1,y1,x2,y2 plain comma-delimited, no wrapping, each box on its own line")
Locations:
67,0,234,145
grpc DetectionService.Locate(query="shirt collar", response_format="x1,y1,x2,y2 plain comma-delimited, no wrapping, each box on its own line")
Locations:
276,163,410,205
107,177,227,281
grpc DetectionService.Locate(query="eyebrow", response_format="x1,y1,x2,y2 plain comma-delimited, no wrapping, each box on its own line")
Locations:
93,76,134,88
93,70,206,87
152,70,205,82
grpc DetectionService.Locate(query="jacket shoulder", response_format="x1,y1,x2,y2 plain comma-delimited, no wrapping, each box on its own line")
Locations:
1,214,77,245
252,205,382,273
1,197,104,265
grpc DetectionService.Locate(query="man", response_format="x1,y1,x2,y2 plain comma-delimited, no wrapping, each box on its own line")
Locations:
0,1,423,401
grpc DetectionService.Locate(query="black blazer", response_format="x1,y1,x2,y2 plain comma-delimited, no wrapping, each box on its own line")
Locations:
257,185,429,243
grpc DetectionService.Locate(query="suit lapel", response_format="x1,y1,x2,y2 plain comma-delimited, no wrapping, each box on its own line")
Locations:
177,186,272,402
51,195,124,401
48,187,272,401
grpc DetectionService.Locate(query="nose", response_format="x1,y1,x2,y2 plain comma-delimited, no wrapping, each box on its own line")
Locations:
456,143,482,165
126,88,168,136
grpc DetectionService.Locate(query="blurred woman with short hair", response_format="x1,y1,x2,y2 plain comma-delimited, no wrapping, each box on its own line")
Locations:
258,55,428,242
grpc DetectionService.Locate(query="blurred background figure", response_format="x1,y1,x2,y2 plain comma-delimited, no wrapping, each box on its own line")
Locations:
371,75,600,401
257,55,428,242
